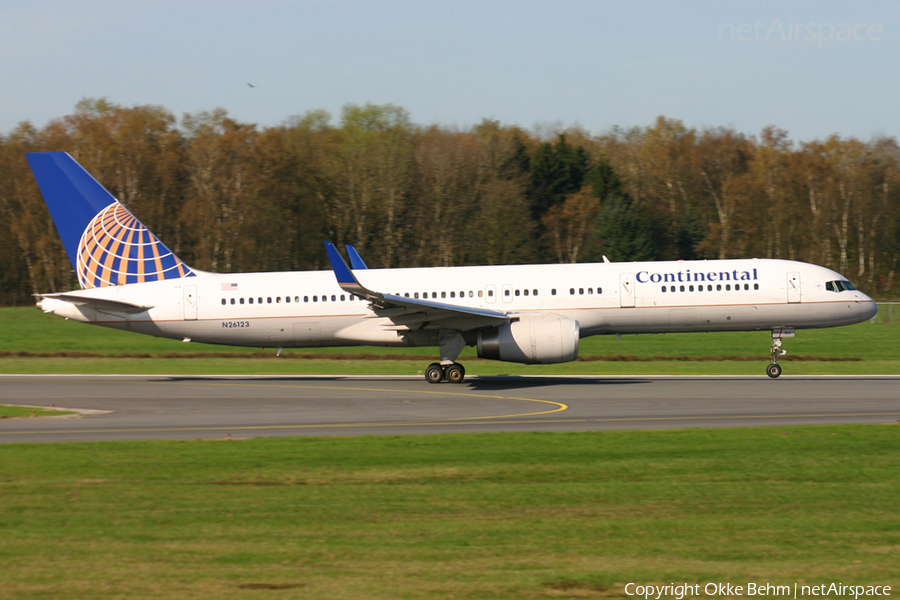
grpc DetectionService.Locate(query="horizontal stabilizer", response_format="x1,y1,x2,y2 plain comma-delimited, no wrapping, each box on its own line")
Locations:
35,293,154,314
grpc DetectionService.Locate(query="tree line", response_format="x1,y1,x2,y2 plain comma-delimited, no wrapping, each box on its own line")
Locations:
1,98,898,305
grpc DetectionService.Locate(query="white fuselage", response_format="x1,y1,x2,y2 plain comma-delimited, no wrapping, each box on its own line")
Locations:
38,258,877,351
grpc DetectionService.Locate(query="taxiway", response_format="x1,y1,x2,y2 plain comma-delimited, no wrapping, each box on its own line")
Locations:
1,375,897,443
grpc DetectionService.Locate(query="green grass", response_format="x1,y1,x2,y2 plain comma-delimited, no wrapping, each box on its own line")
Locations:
0,405,75,418
0,426,898,599
1,307,897,375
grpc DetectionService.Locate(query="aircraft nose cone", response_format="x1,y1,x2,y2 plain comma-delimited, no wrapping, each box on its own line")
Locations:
859,299,878,322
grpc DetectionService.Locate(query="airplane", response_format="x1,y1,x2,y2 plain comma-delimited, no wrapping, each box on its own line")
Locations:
27,152,878,383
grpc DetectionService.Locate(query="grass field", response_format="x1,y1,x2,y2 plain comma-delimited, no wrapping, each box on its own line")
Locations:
1,426,898,599
0,307,897,375
0,405,74,418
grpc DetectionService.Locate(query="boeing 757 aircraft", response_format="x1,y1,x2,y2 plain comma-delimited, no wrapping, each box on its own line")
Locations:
27,152,878,383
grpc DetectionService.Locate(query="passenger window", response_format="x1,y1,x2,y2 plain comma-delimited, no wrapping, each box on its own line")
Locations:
680,285,685,292
295,296,300,303
258,298,263,304
450,291,455,298
570,288,575,295
221,299,226,305
504,289,510,297
285,297,290,303
240,298,245,304
670,286,675,293
716,285,721,291
515,290,520,296
754,284,759,290
249,298,254,304
340,295,345,301
725,284,731,291
478,290,483,298
707,285,712,291
579,288,584,295
414,293,419,299
441,291,446,298
534,289,538,296
486,290,492,297
597,287,602,295
662,286,667,293
523,289,529,296
689,285,694,292
331,295,336,301
469,291,473,298
551,289,557,295
587,288,593,295
267,297,272,303
321,295,327,302
744,284,749,291
304,296,309,302
230,298,235,305
313,296,318,302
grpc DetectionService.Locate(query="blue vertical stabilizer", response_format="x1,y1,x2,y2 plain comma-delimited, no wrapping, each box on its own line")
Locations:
27,152,194,289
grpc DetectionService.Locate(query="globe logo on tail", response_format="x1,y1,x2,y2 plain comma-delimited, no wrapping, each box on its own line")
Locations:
76,202,194,289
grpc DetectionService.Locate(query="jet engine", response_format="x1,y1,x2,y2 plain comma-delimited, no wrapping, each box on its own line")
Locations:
476,316,579,364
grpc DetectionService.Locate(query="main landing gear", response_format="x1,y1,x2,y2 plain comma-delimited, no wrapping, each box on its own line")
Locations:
425,362,466,384
767,328,793,378
424,331,468,384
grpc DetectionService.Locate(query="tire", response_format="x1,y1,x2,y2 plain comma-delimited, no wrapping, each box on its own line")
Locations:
766,363,782,379
445,364,465,384
425,363,444,384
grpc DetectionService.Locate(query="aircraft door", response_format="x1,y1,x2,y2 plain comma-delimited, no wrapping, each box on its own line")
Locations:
787,272,801,303
485,284,497,304
501,284,513,303
183,285,198,321
619,273,635,308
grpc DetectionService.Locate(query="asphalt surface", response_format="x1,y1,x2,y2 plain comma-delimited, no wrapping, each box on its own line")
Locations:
1,374,898,443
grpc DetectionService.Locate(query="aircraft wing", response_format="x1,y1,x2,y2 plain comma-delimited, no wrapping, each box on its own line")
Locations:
324,242,509,330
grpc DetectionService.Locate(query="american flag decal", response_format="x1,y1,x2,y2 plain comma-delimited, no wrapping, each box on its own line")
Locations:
221,283,238,291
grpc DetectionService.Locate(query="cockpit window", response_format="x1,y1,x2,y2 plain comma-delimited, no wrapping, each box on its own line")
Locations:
825,280,857,292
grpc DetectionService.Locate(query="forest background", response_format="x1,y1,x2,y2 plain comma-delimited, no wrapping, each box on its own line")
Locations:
1,98,898,305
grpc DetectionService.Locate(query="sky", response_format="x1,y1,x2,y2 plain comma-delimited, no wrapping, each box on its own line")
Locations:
1,0,897,142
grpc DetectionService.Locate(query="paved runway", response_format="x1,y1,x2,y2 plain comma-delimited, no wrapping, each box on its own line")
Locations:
1,375,898,443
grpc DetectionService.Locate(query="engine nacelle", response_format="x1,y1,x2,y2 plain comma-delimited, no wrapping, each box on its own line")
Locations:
477,316,579,364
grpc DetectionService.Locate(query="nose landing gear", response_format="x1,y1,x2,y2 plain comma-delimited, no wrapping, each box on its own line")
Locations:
767,328,793,378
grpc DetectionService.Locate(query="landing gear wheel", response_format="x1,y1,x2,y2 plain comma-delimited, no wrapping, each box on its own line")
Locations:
425,363,444,384
445,363,465,384
768,332,789,379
